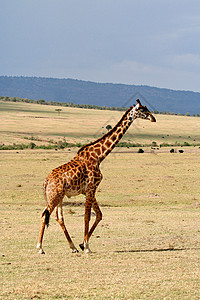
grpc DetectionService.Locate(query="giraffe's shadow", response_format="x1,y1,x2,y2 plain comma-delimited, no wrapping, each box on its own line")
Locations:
114,247,199,253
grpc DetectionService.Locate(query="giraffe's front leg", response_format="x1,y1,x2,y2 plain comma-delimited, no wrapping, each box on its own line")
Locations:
80,199,103,253
80,199,92,253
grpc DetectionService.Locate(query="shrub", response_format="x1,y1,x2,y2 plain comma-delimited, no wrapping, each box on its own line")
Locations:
183,142,191,146
151,141,158,147
29,142,36,149
117,142,142,148
106,124,112,131
138,148,144,153
160,142,171,147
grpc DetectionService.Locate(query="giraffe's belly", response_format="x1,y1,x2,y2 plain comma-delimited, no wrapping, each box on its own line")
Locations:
64,176,88,197
65,187,85,197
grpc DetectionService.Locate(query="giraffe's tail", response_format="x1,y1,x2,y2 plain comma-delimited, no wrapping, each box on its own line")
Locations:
43,179,49,205
42,209,50,228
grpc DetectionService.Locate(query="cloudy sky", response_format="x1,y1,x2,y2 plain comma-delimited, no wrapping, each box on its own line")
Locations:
1,0,200,92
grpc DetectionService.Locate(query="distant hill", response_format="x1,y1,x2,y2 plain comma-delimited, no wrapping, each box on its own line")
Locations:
0,76,200,114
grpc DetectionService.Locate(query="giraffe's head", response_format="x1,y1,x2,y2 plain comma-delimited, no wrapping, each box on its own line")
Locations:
130,99,156,122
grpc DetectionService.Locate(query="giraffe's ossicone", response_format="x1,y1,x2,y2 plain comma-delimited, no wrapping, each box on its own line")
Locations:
37,99,156,254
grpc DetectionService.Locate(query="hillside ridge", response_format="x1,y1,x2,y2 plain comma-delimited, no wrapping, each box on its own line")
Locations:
0,76,200,114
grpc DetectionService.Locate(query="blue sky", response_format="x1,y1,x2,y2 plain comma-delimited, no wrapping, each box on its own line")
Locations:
1,0,200,92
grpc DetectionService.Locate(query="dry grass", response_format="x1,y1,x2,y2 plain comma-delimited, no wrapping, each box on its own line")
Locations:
1,149,200,299
1,100,200,146
1,101,200,299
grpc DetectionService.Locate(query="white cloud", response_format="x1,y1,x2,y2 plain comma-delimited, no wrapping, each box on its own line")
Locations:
99,59,200,92
167,54,200,67
1,0,200,92
111,60,162,77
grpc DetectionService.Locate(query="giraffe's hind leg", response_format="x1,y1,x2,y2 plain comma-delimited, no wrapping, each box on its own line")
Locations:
55,202,79,253
37,207,52,254
37,213,46,254
37,191,61,254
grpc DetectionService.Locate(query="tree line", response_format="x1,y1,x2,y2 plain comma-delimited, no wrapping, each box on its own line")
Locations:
0,96,199,116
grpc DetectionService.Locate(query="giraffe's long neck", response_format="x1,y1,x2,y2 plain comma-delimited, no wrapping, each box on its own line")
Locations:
77,107,134,163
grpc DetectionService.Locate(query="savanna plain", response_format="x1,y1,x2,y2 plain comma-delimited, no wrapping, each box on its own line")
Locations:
0,101,200,299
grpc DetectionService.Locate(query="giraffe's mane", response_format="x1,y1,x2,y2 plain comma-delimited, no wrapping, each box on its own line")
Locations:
77,106,133,154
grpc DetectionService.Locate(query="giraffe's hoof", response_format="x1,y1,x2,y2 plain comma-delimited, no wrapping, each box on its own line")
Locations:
79,243,84,251
72,248,79,253
37,243,45,254
39,249,45,255
85,248,92,254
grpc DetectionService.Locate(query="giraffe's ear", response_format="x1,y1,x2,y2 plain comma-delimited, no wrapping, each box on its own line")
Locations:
134,103,140,110
136,99,142,106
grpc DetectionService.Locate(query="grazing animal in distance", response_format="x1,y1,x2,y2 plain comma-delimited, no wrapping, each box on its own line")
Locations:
37,99,156,254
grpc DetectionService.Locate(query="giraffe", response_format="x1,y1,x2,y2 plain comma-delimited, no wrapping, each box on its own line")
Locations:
37,99,156,254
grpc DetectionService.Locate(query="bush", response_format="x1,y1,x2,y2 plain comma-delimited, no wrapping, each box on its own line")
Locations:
183,142,191,146
117,142,142,148
160,142,171,148
29,142,36,149
151,141,158,147
138,148,144,153
106,124,112,131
